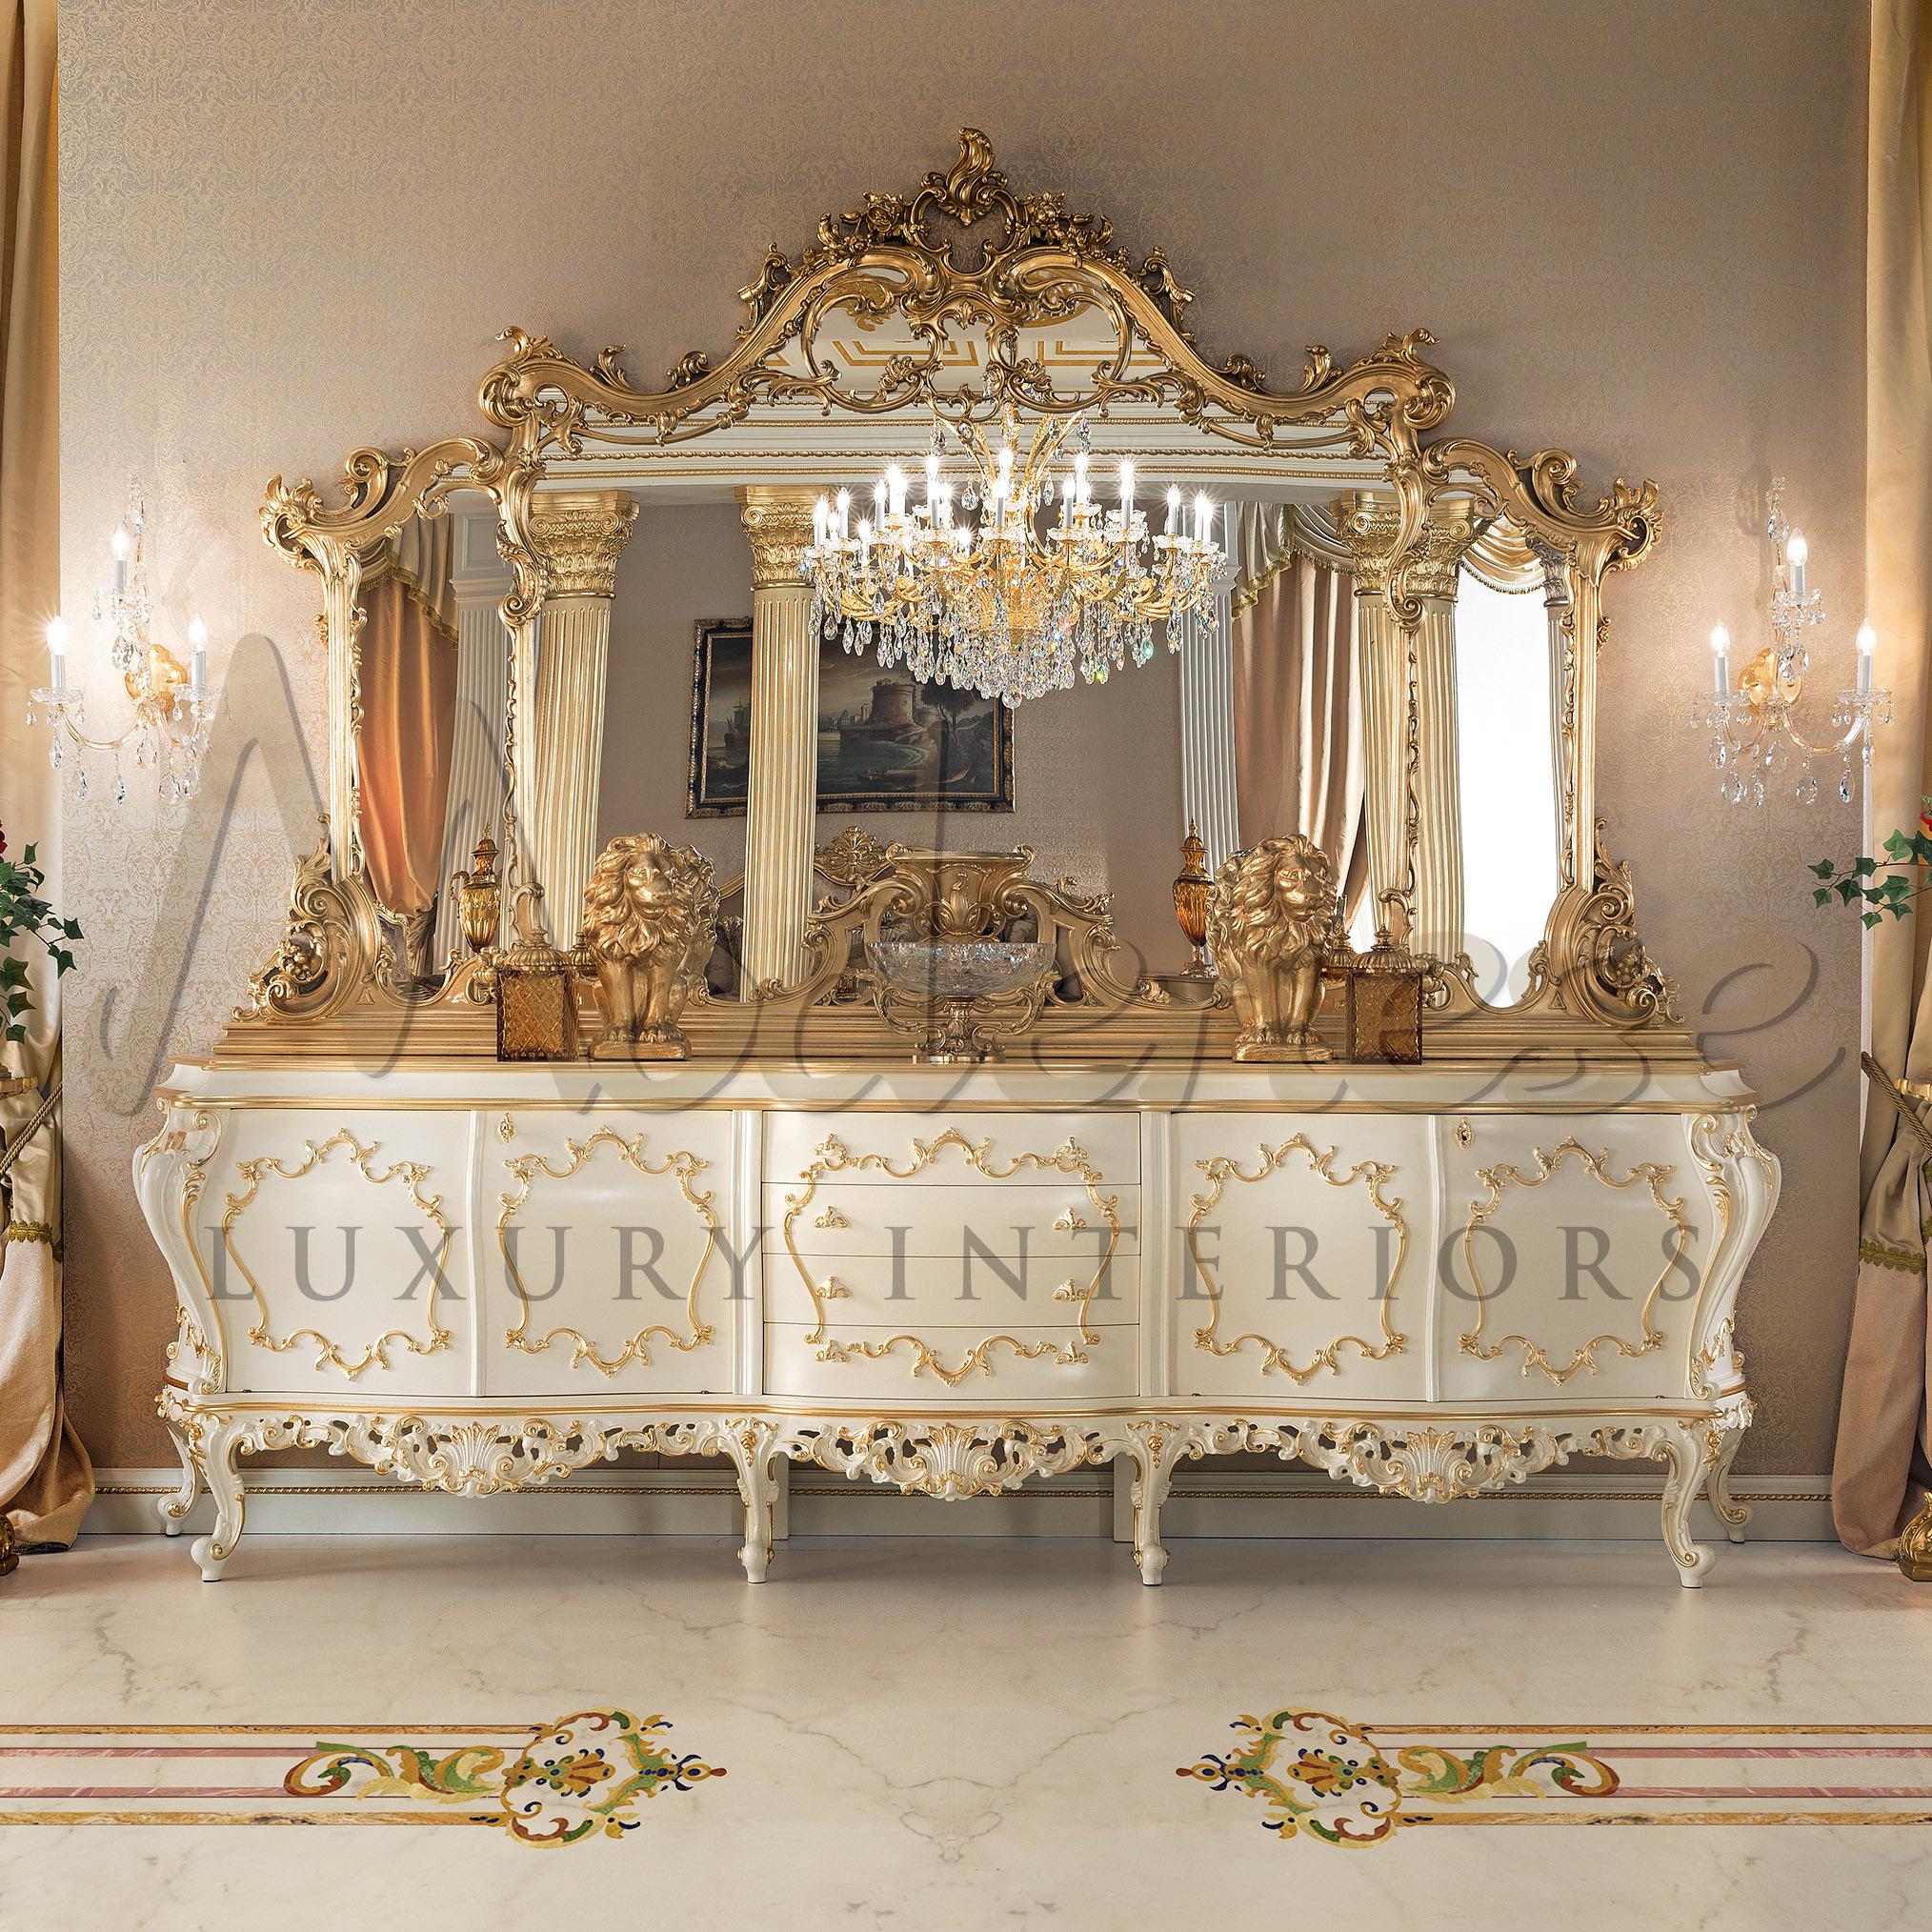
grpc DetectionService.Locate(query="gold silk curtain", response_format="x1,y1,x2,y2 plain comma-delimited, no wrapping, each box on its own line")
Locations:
357,528,459,929
1836,0,1932,1559
0,0,91,1551
1230,506,1367,914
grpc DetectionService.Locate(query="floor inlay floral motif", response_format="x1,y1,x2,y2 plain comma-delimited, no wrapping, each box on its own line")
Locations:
0,1709,724,1844
1180,1712,1932,1846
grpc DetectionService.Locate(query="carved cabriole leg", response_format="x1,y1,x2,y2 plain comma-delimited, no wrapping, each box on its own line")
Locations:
1123,1422,1196,1586
1660,1423,1717,1589
189,1419,246,1583
157,1413,200,1537
1706,1423,1752,1544
723,1419,786,1583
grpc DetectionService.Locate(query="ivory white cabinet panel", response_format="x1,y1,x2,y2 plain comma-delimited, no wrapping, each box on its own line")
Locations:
209,1109,476,1398
763,1111,1141,1189
764,1320,1137,1401
489,1109,738,1396
1166,1114,1434,1401
1434,1113,1713,1406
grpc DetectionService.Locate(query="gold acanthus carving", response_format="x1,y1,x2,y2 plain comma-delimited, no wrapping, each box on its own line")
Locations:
737,486,820,590
1459,1137,1690,1384
496,1128,719,1377
528,491,637,598
221,1127,454,1380
1185,1137,1409,1381
779,1127,1120,1387
476,130,1455,467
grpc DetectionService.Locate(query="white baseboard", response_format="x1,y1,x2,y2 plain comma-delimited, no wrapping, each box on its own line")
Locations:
84,1465,1836,1543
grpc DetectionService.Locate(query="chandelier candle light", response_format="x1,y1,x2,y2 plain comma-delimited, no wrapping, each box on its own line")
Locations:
29,477,215,803
1698,477,1887,806
802,409,1225,706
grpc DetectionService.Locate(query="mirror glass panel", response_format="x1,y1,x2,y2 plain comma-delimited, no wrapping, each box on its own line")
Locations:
356,402,1575,1008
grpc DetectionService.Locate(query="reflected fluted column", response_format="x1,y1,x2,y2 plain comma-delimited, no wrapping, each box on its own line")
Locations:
1409,504,1477,963
528,491,636,942
1336,495,1406,926
1177,510,1240,871
1531,533,1573,865
737,486,821,996
432,500,513,969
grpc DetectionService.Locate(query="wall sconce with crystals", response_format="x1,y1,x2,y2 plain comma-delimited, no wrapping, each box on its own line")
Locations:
28,478,215,802
1697,477,1888,806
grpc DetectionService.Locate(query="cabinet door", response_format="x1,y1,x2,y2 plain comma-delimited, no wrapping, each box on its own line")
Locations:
1168,1115,1433,1402
209,1110,475,1397
491,1108,739,1396
1435,1113,1712,1405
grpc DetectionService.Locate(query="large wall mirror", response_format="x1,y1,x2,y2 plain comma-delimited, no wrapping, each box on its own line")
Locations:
261,130,1669,1039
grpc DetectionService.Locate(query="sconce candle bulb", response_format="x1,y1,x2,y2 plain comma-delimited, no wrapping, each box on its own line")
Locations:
1710,623,1731,698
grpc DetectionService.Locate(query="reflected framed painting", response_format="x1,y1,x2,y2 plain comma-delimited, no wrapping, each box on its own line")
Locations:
687,617,1015,816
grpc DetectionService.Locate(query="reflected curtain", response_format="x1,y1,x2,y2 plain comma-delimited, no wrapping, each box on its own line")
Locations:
1231,508,1367,914
0,0,91,1550
1837,0,1932,1558
357,532,458,947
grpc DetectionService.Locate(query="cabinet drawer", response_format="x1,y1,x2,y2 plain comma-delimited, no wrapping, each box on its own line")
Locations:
765,1320,1136,1401
764,1112,1141,1190
764,1237,1137,1331
771,1180,1138,1260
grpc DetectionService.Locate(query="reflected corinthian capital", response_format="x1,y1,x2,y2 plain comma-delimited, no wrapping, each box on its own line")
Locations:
1334,493,1402,594
531,492,638,598
1404,501,1479,602
738,487,819,590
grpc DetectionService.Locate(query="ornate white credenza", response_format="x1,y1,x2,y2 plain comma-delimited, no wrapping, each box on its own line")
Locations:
135,131,1781,1589
140,1057,1775,1585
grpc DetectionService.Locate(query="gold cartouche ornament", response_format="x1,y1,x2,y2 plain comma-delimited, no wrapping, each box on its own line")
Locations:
1172,820,1212,977
453,835,502,954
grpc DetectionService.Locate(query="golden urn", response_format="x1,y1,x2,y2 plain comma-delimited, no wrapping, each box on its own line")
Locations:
1171,820,1212,977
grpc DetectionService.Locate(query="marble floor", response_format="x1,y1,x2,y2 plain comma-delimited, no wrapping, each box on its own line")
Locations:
3,1534,1930,1928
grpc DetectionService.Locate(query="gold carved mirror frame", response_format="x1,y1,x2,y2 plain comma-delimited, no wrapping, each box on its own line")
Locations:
244,128,1673,1061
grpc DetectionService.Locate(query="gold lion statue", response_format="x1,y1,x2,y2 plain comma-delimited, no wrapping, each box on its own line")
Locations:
1206,834,1339,1062
576,834,720,1059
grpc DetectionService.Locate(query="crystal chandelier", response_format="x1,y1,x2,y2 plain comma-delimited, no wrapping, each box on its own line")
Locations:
28,477,215,803
802,410,1225,706
1697,477,1888,806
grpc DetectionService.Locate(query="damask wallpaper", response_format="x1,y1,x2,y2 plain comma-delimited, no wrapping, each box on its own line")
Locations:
55,0,1865,1471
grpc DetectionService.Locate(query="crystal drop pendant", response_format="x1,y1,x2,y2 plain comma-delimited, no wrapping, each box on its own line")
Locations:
1840,773,1853,804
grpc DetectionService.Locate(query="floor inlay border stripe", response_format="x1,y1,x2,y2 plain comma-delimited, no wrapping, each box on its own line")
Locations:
1182,1710,1932,1847
0,1711,724,1845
